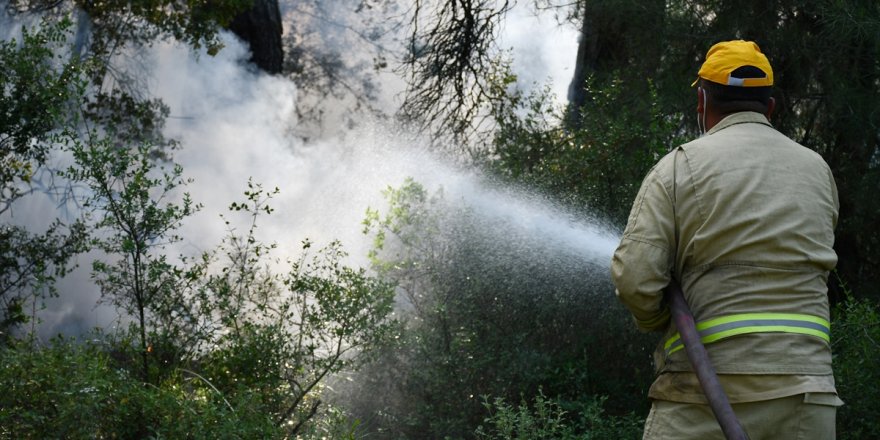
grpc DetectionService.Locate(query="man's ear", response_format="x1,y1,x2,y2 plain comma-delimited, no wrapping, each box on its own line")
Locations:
766,96,776,120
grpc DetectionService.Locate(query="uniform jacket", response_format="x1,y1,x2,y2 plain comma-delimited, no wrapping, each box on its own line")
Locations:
611,112,839,402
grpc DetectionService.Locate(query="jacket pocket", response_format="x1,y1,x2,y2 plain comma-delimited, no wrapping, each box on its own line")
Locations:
803,392,844,407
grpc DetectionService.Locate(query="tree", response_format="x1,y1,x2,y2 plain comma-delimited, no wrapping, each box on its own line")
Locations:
66,140,198,383
2,2,399,436
565,0,665,125
281,0,402,139
227,0,284,73
7,0,253,56
399,0,514,143
832,288,880,439
191,181,399,436
0,17,89,340
7,0,255,156
62,148,397,435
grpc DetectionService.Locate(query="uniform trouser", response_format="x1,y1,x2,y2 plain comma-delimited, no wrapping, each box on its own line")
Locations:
642,393,843,440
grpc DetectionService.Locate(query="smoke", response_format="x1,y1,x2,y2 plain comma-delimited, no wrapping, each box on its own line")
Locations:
272,0,579,141
501,4,579,103
276,0,409,139
8,2,610,339
0,6,30,39
151,29,613,266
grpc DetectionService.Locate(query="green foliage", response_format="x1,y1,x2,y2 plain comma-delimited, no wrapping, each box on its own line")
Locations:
185,181,397,436
832,283,880,439
0,5,241,340
197,234,397,435
476,391,574,440
0,13,398,422
66,140,198,383
487,75,683,227
0,336,281,439
84,91,178,156
0,223,88,341
295,403,364,440
363,177,442,268
6,0,255,161
475,391,643,440
0,17,90,340
0,175,396,438
9,0,253,56
0,17,86,169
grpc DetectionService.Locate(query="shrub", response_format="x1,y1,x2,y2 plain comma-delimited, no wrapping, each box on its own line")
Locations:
0,337,280,439
833,287,880,439
475,390,643,440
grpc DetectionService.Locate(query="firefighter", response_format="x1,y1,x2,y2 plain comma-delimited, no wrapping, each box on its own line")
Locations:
611,40,843,439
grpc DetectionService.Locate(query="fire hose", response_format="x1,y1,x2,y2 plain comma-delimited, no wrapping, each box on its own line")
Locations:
665,280,750,440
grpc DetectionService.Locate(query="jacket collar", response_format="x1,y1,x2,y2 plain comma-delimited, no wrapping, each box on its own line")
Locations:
706,111,772,136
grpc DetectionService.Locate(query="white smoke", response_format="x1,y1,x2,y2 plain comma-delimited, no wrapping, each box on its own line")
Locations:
152,29,613,267
19,2,608,338
501,3,579,103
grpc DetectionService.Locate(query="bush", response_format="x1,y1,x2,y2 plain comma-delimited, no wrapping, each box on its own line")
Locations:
833,288,880,439
475,390,643,440
0,337,281,439
0,179,396,439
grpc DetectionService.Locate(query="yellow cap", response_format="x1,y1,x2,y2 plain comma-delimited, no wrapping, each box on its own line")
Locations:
692,40,773,87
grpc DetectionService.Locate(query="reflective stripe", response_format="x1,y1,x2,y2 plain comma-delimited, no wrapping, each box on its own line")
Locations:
664,313,830,356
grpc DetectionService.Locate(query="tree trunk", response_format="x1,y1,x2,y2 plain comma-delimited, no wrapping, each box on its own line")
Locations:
228,0,284,74
567,7,597,124
565,0,665,127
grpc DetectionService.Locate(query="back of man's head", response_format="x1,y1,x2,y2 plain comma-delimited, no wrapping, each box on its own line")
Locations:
695,40,774,114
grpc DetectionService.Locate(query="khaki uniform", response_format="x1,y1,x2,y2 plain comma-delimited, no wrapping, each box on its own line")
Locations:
643,393,840,440
611,112,842,438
